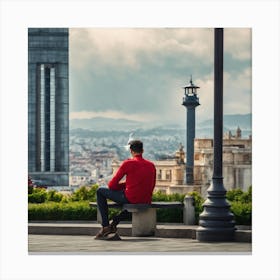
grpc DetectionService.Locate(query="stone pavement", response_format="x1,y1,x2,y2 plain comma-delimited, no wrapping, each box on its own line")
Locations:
28,221,251,241
28,222,251,254
28,234,251,254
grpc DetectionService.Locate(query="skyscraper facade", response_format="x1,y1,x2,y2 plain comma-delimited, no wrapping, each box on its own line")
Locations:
28,28,69,186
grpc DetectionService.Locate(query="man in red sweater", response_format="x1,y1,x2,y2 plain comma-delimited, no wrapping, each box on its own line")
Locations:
95,140,156,239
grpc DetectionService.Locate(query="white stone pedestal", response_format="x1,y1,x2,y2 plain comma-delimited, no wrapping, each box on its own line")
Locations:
131,208,157,237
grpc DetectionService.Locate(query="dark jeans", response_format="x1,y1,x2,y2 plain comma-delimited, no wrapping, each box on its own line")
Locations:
96,187,129,227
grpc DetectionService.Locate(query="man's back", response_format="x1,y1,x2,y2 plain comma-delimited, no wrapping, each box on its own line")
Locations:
108,154,156,203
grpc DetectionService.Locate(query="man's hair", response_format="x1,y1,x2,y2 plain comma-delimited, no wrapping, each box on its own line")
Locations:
129,140,143,153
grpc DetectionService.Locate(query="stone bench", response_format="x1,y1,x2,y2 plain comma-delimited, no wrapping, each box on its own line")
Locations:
89,196,195,237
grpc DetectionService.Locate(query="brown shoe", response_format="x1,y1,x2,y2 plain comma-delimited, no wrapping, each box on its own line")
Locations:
94,226,112,240
109,223,117,233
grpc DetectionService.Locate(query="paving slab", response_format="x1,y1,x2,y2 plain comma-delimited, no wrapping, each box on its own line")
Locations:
28,234,252,254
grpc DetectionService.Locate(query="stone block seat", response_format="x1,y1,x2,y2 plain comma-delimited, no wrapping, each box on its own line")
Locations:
89,201,185,237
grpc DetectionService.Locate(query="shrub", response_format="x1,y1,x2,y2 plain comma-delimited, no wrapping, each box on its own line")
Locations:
28,201,128,221
226,187,252,224
28,188,47,203
46,190,63,202
152,191,185,222
187,191,204,223
226,186,252,203
28,187,65,203
230,201,252,225
71,185,98,201
188,187,252,225
61,196,70,203
156,208,183,223
28,186,34,194
152,190,185,202
28,201,97,220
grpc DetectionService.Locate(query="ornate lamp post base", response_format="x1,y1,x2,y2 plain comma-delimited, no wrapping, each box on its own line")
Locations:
196,227,235,242
196,178,236,242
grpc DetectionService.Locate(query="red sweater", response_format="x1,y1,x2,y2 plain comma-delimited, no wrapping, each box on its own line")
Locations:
108,155,156,203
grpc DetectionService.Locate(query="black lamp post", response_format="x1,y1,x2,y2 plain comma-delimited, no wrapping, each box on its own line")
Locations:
196,28,236,242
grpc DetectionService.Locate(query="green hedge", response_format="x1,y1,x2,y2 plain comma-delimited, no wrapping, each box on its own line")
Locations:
28,185,99,204
188,187,252,225
28,188,185,222
29,201,97,220
152,191,185,223
230,201,252,225
28,188,47,203
28,186,252,225
71,185,98,202
28,201,130,221
227,186,252,225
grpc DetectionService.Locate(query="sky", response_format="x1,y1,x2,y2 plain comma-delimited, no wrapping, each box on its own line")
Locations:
69,28,251,127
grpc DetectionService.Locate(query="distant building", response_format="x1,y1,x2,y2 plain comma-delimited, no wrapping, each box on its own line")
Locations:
70,170,92,187
194,128,252,197
28,28,69,186
152,143,200,194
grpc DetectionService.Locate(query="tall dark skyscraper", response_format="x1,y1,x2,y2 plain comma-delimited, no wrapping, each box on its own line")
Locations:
28,28,69,186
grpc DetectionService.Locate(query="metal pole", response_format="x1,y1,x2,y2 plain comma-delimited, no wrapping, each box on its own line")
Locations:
213,28,223,180
196,28,236,242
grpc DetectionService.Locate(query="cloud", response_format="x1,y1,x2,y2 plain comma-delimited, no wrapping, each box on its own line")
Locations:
70,28,250,69
70,28,214,70
70,28,251,71
224,67,252,113
224,28,252,60
69,28,252,124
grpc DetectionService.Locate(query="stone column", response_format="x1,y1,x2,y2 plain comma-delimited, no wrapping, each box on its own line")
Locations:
183,195,195,225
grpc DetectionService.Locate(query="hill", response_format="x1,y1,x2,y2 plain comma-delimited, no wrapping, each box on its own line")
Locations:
70,117,142,131
198,113,251,129
70,113,252,138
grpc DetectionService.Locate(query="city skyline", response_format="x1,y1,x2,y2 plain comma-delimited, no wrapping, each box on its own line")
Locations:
69,28,251,127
